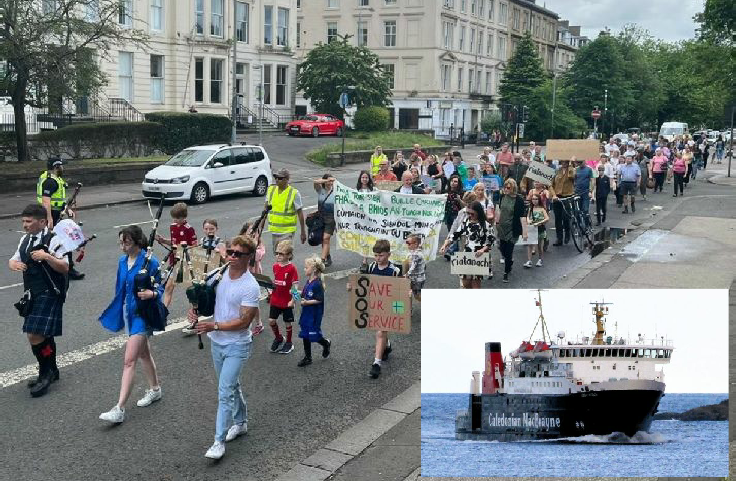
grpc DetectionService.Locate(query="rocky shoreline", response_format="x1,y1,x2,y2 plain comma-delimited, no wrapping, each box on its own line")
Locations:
654,399,728,421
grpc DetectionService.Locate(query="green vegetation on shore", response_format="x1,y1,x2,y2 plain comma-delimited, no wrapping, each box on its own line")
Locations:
306,132,445,165
1,156,168,175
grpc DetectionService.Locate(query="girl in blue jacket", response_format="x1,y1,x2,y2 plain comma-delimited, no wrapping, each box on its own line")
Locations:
98,225,166,424
297,256,331,367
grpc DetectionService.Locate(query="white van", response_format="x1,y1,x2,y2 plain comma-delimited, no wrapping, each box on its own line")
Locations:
141,144,273,204
659,122,689,141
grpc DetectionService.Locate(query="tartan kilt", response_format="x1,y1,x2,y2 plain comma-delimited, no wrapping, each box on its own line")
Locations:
23,292,64,337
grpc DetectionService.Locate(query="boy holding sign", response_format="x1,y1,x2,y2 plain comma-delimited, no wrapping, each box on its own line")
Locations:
347,239,401,379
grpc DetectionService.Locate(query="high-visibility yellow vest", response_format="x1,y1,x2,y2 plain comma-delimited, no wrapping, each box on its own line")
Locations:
267,185,298,234
37,171,67,210
370,153,387,176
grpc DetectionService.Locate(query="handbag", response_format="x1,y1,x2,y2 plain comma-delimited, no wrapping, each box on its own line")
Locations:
306,211,325,247
646,178,654,189
14,289,33,317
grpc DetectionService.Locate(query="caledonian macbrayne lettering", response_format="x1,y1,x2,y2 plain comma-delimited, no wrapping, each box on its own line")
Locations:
488,413,561,430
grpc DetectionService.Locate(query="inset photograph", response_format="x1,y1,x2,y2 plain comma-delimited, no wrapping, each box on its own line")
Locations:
421,289,728,477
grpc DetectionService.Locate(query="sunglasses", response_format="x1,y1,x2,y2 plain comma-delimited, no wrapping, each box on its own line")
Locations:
226,249,250,258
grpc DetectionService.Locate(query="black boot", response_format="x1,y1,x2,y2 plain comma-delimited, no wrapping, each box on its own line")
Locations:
29,339,54,398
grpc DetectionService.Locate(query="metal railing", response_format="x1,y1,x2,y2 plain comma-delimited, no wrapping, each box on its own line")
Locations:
108,98,145,122
261,105,294,128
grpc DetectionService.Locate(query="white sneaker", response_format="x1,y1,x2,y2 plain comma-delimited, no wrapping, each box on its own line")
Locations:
205,441,225,459
99,405,125,423
536,259,543,267
136,387,162,407
225,422,247,442
523,260,532,268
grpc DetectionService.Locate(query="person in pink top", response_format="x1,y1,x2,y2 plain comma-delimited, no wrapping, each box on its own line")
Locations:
672,151,687,197
496,143,514,179
649,148,668,193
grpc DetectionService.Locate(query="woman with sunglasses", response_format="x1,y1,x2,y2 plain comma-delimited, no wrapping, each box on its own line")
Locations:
191,236,260,460
496,179,526,283
439,201,493,289
99,225,164,424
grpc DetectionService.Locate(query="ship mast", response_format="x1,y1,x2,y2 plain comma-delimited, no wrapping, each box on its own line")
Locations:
590,300,613,345
528,289,552,343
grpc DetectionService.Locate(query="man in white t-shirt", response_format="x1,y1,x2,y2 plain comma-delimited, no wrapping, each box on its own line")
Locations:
192,235,260,460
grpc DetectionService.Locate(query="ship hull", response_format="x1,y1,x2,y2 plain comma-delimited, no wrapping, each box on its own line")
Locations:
455,388,664,441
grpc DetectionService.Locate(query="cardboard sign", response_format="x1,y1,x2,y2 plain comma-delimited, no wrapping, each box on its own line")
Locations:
482,176,501,192
179,246,222,287
348,274,411,334
375,180,402,191
525,160,556,186
450,252,491,276
546,139,600,161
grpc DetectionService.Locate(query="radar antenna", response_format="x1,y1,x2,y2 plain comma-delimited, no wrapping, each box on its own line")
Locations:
528,289,552,343
590,299,613,345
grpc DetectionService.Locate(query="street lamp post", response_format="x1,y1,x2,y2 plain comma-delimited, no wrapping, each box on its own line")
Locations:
339,86,356,165
550,63,562,139
603,89,608,139
252,64,264,146
230,0,238,144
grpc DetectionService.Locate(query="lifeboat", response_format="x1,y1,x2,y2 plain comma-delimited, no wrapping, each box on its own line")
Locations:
510,341,534,358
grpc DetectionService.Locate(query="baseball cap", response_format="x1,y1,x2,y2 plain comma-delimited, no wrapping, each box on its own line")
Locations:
47,156,63,169
272,167,290,179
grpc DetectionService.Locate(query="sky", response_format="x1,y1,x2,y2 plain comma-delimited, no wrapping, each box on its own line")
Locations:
540,0,702,42
421,289,728,394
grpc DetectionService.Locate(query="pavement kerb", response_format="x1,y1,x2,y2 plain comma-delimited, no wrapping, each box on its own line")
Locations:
274,380,421,481
707,173,736,186
0,197,146,220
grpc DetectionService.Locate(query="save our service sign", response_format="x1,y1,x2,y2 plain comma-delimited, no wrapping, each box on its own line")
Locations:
349,274,411,334
334,181,447,262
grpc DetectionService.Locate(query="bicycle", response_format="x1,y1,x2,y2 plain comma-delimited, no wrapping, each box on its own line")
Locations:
557,195,593,253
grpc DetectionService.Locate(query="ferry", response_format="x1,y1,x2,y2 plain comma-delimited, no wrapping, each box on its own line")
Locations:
455,292,674,441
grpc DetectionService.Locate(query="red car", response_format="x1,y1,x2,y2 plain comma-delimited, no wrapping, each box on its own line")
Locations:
285,114,345,137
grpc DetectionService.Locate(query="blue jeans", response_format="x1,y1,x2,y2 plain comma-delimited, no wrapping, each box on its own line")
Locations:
576,192,590,229
211,340,252,442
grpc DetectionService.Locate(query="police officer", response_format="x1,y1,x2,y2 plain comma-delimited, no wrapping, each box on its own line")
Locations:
9,204,69,397
265,168,306,254
38,156,84,280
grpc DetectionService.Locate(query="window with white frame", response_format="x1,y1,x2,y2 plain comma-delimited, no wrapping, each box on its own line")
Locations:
357,21,368,46
488,0,494,21
457,67,463,92
497,35,506,59
327,22,338,43
441,64,451,91
443,0,454,8
327,0,338,7
195,0,204,35
296,21,301,47
487,32,494,56
498,2,507,26
150,0,163,31
86,0,100,21
264,6,272,44
382,64,395,89
479,0,484,17
276,65,287,105
150,55,164,102
210,58,223,103
277,8,289,46
385,0,397,4
496,69,502,93
236,2,249,42
471,0,476,15
477,30,483,54
469,68,474,92
469,27,475,52
119,0,132,27
512,7,519,30
460,0,466,13
118,51,133,101
485,71,491,94
443,21,454,49
297,0,301,7
459,26,465,51
194,58,204,102
211,0,223,37
475,70,481,93
384,20,396,47
263,65,271,104
359,0,369,5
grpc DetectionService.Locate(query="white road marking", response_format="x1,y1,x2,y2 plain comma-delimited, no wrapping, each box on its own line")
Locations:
113,220,156,229
0,317,191,388
0,282,23,291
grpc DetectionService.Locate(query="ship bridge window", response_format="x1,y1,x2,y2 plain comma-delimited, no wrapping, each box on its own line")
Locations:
560,350,566,358
638,349,644,358
644,349,651,358
573,349,579,357
585,349,592,357
625,349,631,357
592,349,599,357
605,349,611,357
665,350,670,359
656,349,664,358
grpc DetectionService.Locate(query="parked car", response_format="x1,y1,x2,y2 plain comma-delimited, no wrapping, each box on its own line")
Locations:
141,144,273,204
285,114,344,137
659,121,689,142
612,133,630,143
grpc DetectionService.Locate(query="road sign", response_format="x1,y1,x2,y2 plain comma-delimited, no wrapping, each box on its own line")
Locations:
591,110,601,119
339,92,349,108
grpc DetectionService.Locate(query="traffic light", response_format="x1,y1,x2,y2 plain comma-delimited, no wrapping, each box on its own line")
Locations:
522,105,529,123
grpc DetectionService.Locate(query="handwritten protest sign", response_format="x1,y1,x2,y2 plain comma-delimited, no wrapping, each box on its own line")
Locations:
450,252,491,276
180,246,222,287
348,274,411,334
53,219,86,253
482,176,500,192
524,160,556,186
375,180,402,191
334,181,446,262
546,139,600,161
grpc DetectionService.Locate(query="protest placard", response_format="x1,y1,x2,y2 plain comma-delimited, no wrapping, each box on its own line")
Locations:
525,160,556,186
450,252,491,276
482,176,501,192
375,180,402,191
546,139,600,161
348,274,411,334
334,182,446,262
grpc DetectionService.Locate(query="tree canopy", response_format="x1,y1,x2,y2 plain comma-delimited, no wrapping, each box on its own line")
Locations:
498,32,545,105
296,35,393,118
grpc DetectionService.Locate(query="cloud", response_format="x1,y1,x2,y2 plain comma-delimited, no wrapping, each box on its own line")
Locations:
541,0,701,42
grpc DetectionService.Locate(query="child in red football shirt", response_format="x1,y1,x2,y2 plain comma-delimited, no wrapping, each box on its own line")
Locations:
269,240,298,354
155,202,198,330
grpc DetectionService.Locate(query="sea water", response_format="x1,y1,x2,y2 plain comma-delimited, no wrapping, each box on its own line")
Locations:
421,393,728,477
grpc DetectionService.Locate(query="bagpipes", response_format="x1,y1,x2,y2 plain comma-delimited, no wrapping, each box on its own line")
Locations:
185,243,230,350
133,193,168,331
60,182,82,222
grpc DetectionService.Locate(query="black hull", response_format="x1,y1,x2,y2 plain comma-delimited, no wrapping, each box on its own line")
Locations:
455,389,663,441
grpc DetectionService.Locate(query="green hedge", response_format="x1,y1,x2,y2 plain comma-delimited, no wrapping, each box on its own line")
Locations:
34,122,164,158
353,106,390,132
145,112,232,154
